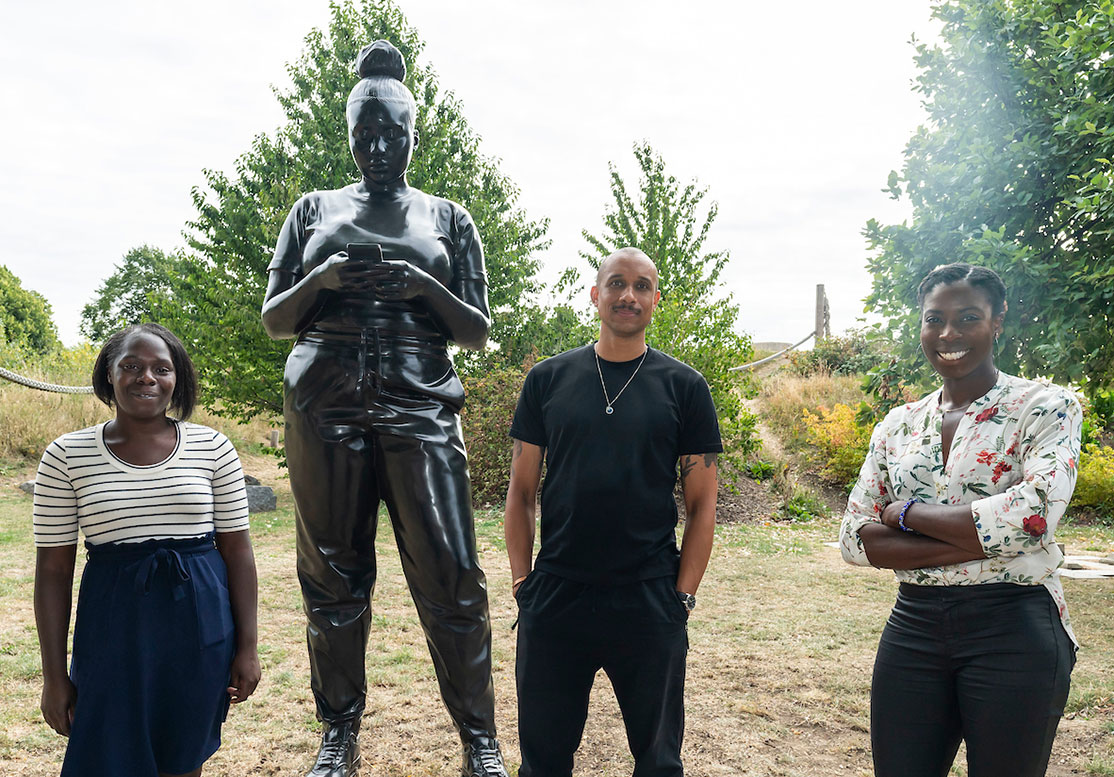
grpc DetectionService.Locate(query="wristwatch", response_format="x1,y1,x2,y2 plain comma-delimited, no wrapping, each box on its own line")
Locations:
676,591,696,613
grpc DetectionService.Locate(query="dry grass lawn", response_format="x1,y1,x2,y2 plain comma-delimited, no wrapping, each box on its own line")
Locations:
0,455,1112,776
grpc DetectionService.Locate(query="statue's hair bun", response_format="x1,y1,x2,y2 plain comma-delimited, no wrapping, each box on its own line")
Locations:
356,40,406,81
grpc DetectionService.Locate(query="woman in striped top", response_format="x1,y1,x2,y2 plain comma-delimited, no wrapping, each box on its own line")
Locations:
33,323,260,777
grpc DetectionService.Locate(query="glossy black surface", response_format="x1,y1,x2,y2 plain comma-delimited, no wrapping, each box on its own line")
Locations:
261,40,496,742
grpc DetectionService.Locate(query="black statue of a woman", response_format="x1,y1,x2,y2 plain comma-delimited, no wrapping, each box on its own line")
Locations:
261,40,506,777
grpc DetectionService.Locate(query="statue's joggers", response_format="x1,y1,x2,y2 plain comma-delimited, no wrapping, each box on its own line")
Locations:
283,328,495,739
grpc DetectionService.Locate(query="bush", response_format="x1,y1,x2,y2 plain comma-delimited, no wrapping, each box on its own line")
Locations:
856,358,924,427
801,403,872,488
460,360,532,508
788,328,894,377
759,372,867,453
1074,444,1114,518
1080,388,1114,449
0,265,59,354
744,459,777,481
778,486,830,522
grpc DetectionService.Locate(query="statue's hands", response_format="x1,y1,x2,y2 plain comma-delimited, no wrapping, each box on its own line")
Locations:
313,251,382,292
366,260,433,301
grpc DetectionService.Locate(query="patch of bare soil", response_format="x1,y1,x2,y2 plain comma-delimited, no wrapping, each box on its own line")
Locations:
712,477,780,524
796,470,851,515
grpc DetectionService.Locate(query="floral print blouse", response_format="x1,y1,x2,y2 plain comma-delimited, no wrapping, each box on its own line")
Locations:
840,373,1082,645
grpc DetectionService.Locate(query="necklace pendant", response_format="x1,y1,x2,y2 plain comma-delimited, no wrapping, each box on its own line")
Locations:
605,406,614,415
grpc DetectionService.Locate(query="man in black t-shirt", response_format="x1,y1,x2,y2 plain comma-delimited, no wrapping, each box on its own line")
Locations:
504,247,721,777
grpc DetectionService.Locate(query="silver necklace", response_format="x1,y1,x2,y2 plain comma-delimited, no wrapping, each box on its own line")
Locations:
594,347,648,415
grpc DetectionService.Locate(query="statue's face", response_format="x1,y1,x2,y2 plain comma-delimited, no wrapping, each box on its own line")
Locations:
348,98,416,186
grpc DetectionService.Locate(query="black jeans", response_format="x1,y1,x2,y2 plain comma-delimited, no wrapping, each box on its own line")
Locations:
515,572,689,777
284,334,495,739
871,582,1076,777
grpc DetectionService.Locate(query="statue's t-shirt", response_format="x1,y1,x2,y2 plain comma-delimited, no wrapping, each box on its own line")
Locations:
268,183,488,339
268,184,488,407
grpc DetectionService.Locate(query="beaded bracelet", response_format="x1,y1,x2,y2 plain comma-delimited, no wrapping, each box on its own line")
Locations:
898,498,920,533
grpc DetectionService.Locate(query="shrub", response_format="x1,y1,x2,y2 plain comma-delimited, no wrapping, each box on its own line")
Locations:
779,486,830,522
1074,444,1114,518
1080,388,1114,448
460,360,532,508
856,358,925,427
759,372,867,454
801,403,872,488
787,328,894,377
745,459,777,481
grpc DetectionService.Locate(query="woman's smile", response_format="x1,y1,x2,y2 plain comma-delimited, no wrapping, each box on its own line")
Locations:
936,348,971,362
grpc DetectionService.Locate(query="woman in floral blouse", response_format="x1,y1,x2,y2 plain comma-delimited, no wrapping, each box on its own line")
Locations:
840,263,1081,777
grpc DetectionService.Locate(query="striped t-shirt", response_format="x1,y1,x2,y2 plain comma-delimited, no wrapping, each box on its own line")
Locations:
33,421,251,546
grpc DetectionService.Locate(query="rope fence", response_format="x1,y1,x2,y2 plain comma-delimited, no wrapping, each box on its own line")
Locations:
729,331,815,372
730,283,831,373
0,366,93,394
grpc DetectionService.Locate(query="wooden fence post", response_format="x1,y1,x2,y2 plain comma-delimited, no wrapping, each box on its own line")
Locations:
815,284,830,342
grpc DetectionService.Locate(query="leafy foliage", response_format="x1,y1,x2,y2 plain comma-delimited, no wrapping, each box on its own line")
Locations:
0,265,58,355
1074,443,1114,519
80,246,186,343
865,0,1114,394
485,301,596,372
788,327,896,377
855,358,924,427
139,0,546,420
1080,386,1114,448
459,357,534,507
580,142,759,467
801,403,872,488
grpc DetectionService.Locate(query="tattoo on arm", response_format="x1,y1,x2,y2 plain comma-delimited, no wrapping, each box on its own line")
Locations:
679,455,697,485
679,453,718,485
510,439,544,479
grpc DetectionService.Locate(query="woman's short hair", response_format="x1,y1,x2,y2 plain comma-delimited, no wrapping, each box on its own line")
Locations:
916,263,1007,315
91,323,198,420
346,40,415,115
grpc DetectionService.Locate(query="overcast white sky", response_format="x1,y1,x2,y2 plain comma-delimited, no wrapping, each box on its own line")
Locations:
0,0,941,346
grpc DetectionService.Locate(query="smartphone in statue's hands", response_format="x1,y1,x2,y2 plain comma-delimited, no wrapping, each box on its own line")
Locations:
346,243,383,262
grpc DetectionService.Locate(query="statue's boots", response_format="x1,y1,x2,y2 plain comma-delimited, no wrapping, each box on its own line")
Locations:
462,736,508,777
307,718,361,777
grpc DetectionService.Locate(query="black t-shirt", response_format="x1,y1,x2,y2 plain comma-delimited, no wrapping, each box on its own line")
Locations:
510,344,723,585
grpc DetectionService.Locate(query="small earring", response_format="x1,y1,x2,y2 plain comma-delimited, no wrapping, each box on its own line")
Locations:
994,332,1000,356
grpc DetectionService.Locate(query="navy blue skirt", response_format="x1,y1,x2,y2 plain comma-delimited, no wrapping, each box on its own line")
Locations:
61,534,235,777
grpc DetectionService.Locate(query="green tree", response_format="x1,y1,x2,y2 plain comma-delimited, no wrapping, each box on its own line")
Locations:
156,0,547,419
0,265,59,354
80,245,186,343
581,142,759,467
866,0,1114,393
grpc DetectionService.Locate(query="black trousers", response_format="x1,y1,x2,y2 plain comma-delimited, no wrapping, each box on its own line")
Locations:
871,583,1076,777
284,335,495,740
515,572,689,777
